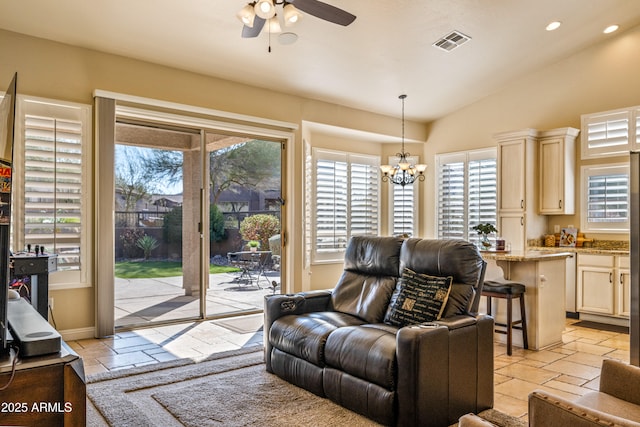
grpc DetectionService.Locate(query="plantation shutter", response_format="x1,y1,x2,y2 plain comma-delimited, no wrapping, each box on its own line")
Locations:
315,155,348,255
23,115,83,270
468,156,497,241
438,156,465,239
392,183,414,236
312,149,379,262
635,108,640,146
581,110,631,158
586,173,629,224
437,148,497,241
389,155,417,237
350,155,379,236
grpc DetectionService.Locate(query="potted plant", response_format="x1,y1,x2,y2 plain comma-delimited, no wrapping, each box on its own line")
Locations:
472,223,498,249
247,240,260,252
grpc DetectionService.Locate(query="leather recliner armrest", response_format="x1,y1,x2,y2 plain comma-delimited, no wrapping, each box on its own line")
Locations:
263,290,332,372
264,290,332,321
434,313,493,330
395,314,494,427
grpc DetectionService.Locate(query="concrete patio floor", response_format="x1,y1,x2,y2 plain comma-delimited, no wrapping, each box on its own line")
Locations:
115,269,280,328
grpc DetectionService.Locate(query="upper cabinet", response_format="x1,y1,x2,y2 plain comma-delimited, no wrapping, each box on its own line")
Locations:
497,138,526,212
495,129,537,213
495,129,546,252
538,128,579,215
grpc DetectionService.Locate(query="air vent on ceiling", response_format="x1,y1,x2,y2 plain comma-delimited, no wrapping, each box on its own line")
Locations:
432,30,471,52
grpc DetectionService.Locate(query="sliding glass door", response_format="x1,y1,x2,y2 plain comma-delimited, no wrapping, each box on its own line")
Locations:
113,122,203,327
204,134,282,317
112,121,283,328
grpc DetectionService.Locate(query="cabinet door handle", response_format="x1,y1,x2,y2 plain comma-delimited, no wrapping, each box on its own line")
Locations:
559,200,562,209
609,272,613,283
521,200,524,209
620,273,624,285
520,217,524,226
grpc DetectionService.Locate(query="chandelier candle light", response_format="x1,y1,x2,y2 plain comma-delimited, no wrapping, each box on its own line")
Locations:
380,95,427,187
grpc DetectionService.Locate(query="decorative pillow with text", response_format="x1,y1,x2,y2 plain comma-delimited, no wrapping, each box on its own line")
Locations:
384,268,452,327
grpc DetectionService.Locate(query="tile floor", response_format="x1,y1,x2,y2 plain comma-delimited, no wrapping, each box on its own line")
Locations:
70,317,630,423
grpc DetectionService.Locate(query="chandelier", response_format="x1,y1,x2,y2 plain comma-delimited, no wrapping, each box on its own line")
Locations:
380,95,427,187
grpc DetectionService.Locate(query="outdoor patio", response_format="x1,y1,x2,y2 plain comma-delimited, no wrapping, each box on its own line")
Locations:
115,269,280,328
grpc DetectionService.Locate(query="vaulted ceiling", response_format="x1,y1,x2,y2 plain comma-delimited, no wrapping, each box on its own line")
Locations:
1,0,639,122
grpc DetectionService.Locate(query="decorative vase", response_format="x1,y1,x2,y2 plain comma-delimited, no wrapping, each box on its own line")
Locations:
250,246,257,252
480,234,492,249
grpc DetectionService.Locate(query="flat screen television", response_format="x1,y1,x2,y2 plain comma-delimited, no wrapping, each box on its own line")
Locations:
0,72,16,355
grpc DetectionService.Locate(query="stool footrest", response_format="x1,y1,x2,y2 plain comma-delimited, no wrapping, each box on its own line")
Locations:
483,289,529,356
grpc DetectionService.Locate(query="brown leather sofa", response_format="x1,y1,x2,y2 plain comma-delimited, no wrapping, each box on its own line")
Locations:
529,359,640,426
264,236,494,427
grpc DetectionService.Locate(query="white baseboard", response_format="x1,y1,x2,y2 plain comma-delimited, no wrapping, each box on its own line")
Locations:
59,326,96,341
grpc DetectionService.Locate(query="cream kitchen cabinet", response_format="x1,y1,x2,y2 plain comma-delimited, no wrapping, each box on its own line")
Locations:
576,253,630,324
618,255,631,317
497,212,525,253
495,129,546,252
538,128,579,215
497,137,526,212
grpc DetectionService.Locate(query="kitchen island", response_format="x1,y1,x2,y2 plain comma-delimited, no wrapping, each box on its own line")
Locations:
480,250,574,351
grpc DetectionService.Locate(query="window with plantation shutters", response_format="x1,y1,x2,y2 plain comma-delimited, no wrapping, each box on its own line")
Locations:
468,156,497,239
437,148,497,243
312,148,379,262
581,164,629,232
14,96,91,284
438,158,465,239
24,115,83,270
635,107,640,146
391,183,414,236
581,106,640,159
389,156,417,237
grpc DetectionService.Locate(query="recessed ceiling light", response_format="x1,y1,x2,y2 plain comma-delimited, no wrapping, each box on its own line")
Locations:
278,32,298,45
603,24,619,34
546,21,561,31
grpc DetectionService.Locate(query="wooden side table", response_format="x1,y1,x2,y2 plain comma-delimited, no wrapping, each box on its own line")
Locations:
0,341,85,426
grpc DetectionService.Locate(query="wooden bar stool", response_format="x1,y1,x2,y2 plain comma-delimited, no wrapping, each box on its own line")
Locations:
482,280,529,356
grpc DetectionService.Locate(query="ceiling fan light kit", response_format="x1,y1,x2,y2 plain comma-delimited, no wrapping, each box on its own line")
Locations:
283,3,303,26
268,16,282,33
238,0,356,41
255,0,276,19
236,3,257,27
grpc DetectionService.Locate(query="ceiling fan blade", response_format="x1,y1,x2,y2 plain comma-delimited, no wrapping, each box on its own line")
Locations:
290,0,356,26
242,16,266,38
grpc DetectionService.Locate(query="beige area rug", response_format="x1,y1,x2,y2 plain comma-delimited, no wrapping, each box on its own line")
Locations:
87,345,524,427
211,313,264,334
87,345,378,427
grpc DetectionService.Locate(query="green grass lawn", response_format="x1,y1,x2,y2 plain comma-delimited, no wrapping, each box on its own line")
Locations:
115,261,240,279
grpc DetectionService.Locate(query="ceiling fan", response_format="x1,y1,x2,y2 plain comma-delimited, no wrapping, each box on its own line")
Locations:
237,0,356,38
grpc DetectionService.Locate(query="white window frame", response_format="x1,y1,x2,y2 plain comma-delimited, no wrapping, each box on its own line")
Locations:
13,96,93,288
581,106,640,159
312,148,380,263
436,148,497,242
387,155,419,237
580,163,630,233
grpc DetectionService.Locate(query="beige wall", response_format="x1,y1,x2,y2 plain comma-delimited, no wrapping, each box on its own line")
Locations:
0,29,426,335
422,24,640,239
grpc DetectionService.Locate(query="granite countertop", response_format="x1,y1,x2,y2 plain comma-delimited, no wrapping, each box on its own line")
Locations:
480,250,574,261
527,246,629,256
